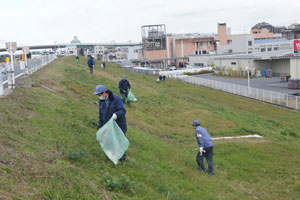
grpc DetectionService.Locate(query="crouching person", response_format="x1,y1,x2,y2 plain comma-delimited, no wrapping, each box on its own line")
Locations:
192,120,214,175
94,85,128,162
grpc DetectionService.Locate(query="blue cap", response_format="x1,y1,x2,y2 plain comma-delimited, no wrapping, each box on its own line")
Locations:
122,75,126,79
93,85,107,95
192,120,200,126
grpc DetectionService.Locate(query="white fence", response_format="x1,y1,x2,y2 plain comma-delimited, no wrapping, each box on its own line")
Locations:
180,76,300,111
0,55,57,95
27,55,57,75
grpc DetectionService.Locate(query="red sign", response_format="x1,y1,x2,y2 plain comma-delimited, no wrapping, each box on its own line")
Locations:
294,40,300,51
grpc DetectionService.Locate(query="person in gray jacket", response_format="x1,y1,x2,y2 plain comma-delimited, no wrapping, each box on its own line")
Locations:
192,120,214,175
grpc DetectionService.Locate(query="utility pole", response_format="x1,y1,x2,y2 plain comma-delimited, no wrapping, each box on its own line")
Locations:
246,66,250,96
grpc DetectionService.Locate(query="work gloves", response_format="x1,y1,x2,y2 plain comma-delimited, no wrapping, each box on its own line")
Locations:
199,147,204,156
112,113,117,120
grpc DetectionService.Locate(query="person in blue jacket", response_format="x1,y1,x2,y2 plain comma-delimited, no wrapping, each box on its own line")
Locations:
87,55,94,74
118,75,131,106
192,120,214,175
94,85,128,162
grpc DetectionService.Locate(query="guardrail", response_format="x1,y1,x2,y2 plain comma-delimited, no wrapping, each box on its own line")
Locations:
179,76,299,111
27,55,56,75
0,55,57,96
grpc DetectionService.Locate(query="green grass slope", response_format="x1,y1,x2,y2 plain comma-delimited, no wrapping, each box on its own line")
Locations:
0,56,300,200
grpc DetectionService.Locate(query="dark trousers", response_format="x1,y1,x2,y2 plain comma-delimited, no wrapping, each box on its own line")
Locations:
121,93,130,106
196,146,214,174
89,67,93,74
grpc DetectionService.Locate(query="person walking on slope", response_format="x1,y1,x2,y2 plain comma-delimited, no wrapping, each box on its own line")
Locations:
94,85,128,162
88,55,94,74
192,120,214,175
118,75,131,107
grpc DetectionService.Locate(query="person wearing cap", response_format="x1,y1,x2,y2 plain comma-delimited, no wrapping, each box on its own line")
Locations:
192,120,214,175
88,55,94,74
118,75,131,106
93,85,128,162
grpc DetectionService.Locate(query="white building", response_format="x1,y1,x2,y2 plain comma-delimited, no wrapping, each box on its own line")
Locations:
217,36,294,55
94,45,105,60
127,45,141,61
216,34,254,54
103,50,127,62
66,45,77,55
212,50,299,77
252,39,293,53
189,55,215,68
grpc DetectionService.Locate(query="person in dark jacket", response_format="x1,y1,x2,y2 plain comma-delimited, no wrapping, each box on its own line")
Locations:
87,56,94,74
103,62,106,69
76,56,80,63
159,75,162,82
192,120,214,175
118,75,131,106
94,85,128,162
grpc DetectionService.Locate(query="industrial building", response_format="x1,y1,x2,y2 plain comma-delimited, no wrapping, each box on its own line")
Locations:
216,22,279,46
215,22,294,55
250,22,285,38
282,23,300,40
138,24,216,69
212,50,300,81
138,22,295,69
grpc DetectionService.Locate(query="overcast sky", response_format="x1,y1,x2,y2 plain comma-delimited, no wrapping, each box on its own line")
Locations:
0,0,299,47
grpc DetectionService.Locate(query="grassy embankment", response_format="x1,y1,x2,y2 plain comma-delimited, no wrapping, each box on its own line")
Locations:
0,56,300,199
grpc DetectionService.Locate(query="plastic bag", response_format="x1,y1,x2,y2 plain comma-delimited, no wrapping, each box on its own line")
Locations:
127,89,137,102
96,117,129,165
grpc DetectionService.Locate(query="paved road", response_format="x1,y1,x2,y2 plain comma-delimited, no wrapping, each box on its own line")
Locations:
1,62,25,89
195,73,300,95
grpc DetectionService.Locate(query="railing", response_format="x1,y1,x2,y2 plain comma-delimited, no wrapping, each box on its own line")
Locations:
27,55,57,75
0,55,57,96
179,76,299,111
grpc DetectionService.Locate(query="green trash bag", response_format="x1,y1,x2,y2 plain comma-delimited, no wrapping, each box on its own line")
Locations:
127,89,137,102
96,117,129,165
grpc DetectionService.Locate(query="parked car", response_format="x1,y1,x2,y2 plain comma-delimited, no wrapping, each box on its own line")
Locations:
168,66,177,71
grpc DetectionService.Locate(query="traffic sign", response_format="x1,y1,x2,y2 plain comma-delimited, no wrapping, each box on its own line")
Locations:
294,40,300,53
6,42,17,53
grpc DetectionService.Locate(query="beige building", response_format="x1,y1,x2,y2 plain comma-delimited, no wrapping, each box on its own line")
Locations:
138,24,216,69
216,22,277,46
216,22,293,55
